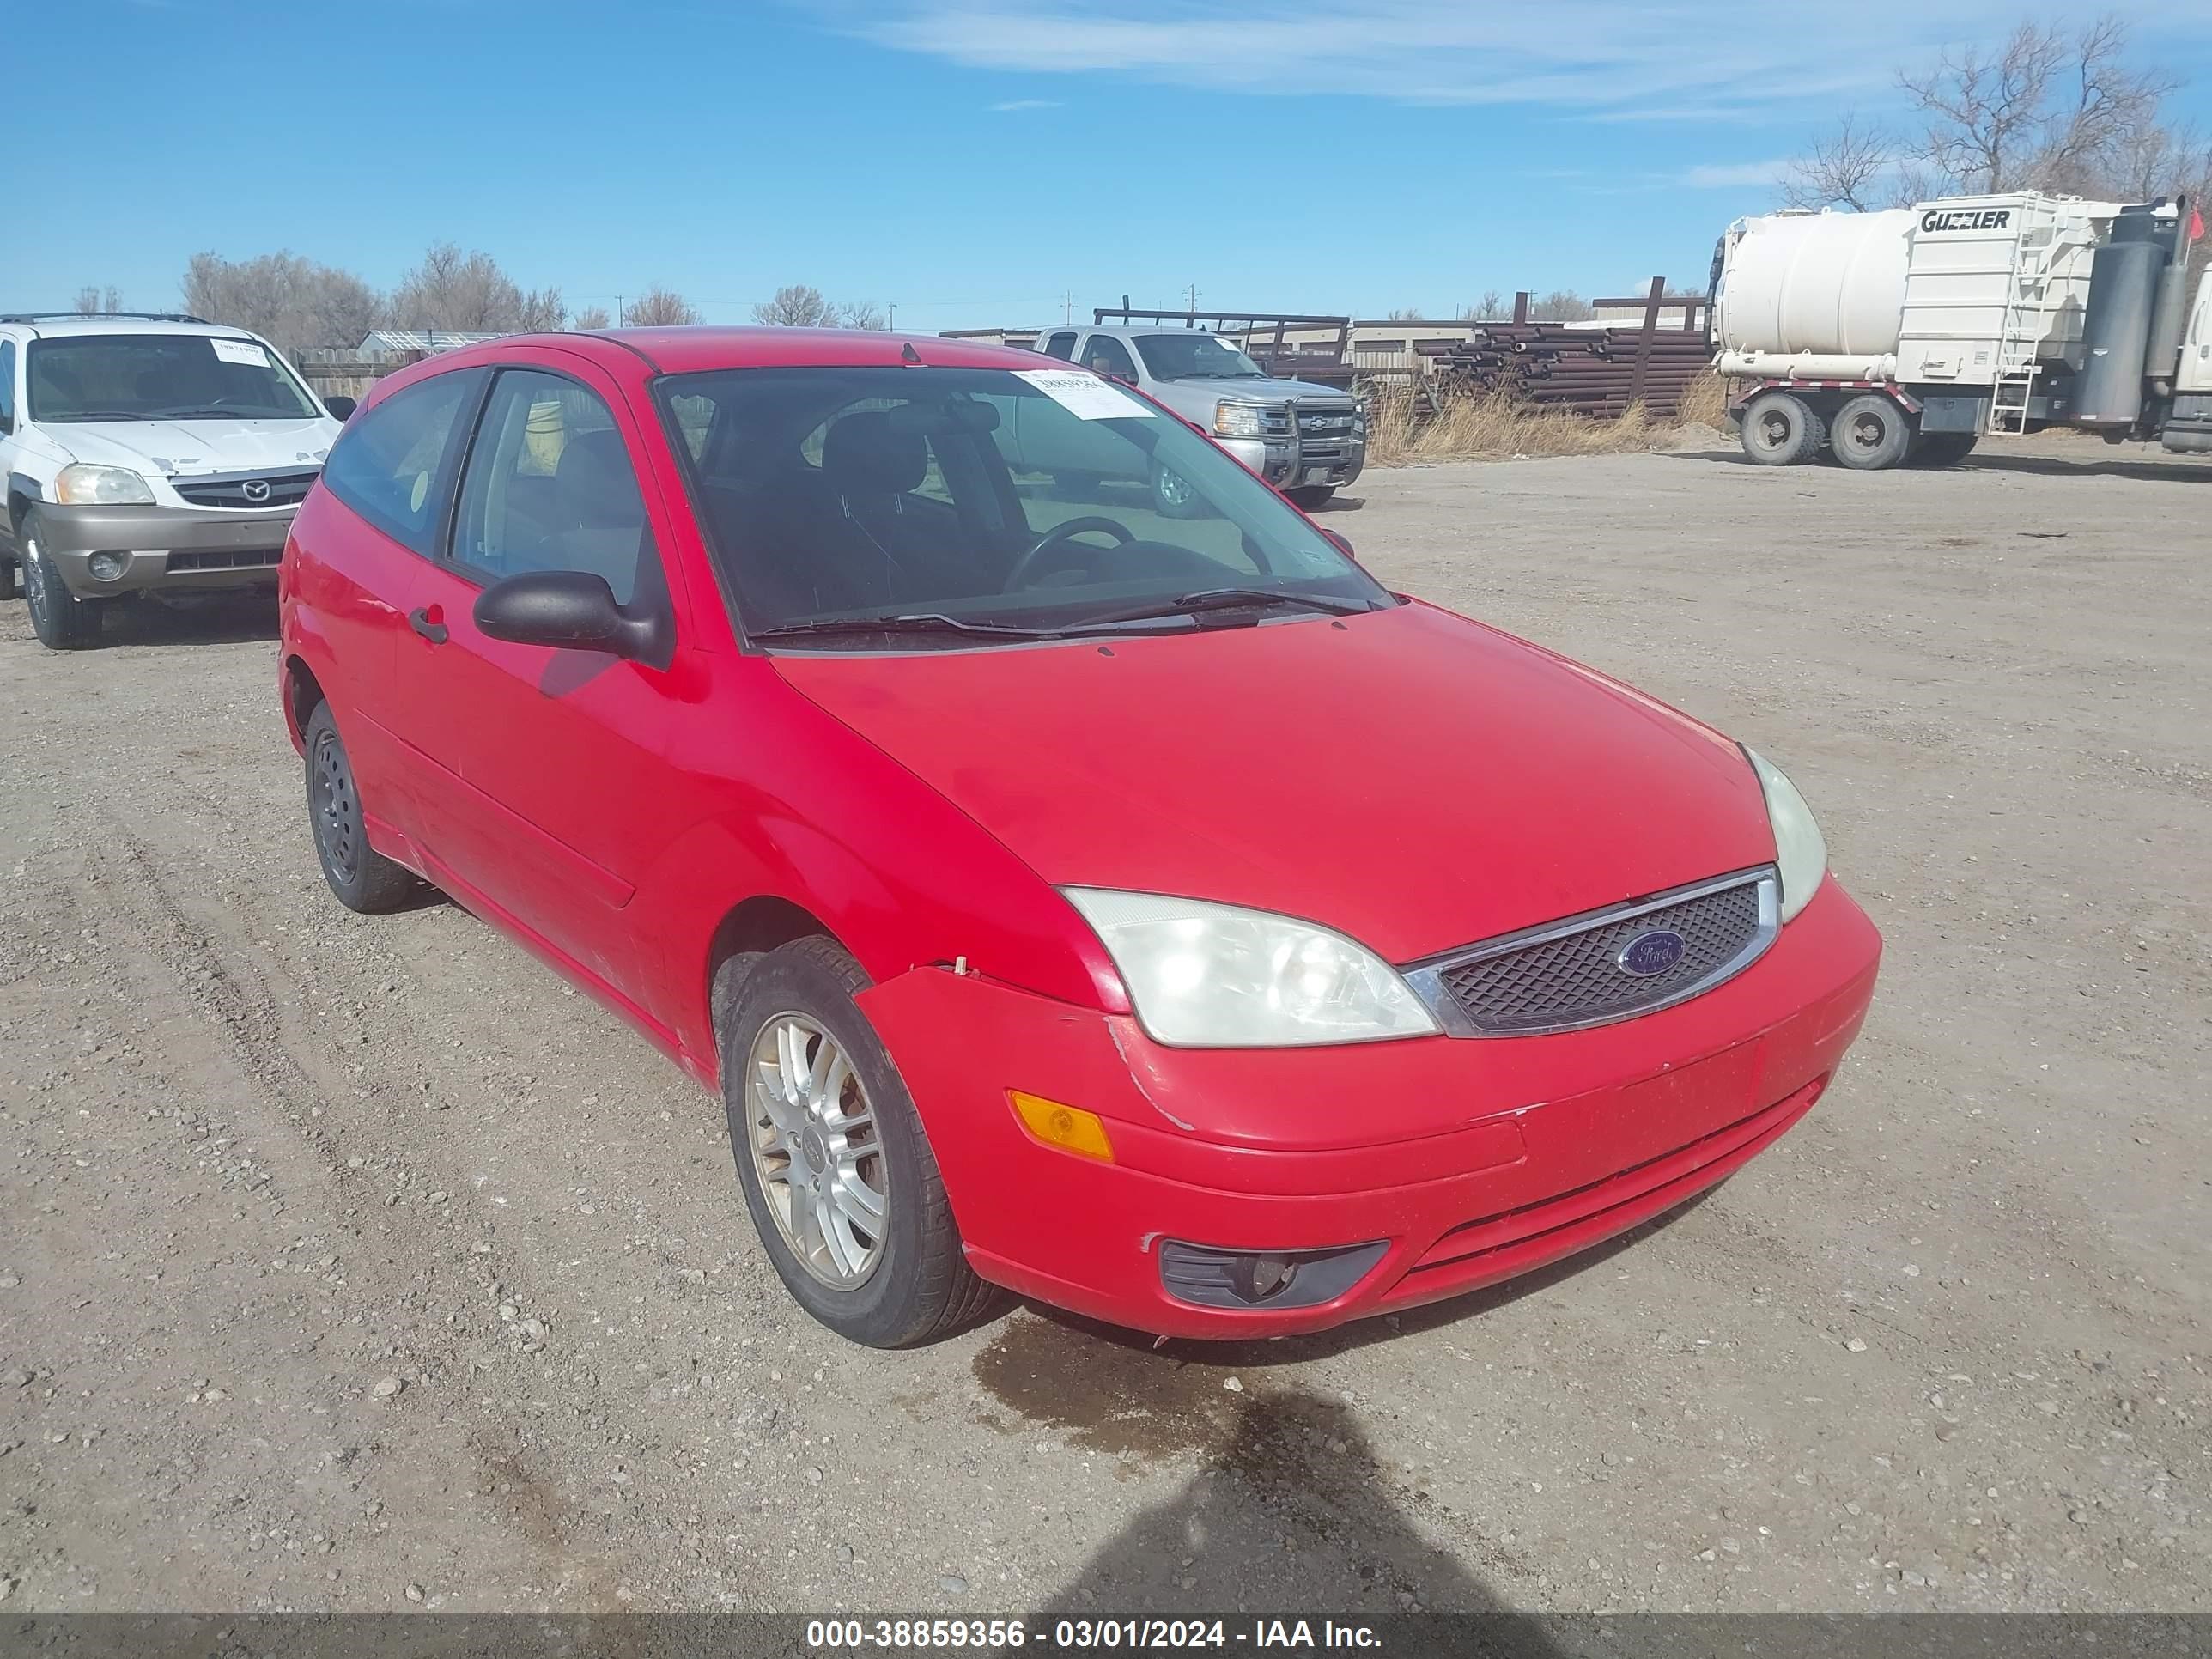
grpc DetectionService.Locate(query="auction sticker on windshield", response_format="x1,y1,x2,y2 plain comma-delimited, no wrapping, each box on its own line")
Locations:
1015,369,1155,421
210,338,272,368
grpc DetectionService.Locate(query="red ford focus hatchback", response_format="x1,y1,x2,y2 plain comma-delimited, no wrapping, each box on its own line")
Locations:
278,328,1881,1347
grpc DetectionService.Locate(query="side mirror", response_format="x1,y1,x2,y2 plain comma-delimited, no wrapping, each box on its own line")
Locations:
473,570,664,662
1321,528,1357,560
324,395,357,422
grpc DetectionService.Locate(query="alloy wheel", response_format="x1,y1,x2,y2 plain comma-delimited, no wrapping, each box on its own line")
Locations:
745,1013,890,1286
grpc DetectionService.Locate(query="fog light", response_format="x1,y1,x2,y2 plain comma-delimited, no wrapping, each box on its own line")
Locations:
87,550,130,582
1158,1238,1389,1310
1008,1091,1114,1163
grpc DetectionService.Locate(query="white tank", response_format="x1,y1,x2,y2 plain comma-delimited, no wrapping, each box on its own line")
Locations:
1714,208,1914,362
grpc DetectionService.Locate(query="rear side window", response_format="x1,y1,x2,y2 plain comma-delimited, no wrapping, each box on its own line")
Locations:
0,340,15,432
1039,331,1077,361
320,372,479,556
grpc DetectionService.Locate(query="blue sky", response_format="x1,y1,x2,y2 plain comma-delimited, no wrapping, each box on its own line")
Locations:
11,0,2211,332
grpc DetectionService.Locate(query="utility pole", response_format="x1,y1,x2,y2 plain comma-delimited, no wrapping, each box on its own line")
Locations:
888,302,896,331
1062,289,1074,325
615,295,624,327
1186,282,1200,319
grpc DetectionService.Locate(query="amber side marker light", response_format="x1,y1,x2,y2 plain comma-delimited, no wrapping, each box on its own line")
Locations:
1009,1091,1115,1163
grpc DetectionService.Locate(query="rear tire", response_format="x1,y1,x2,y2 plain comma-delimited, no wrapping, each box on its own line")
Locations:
1831,394,1914,471
21,514,104,649
1284,485,1335,512
1738,392,1823,466
1911,432,1979,468
719,936,1002,1348
302,702,421,913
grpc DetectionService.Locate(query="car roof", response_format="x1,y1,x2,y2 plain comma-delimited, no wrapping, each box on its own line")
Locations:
1072,324,1229,341
430,326,1054,379
0,315,266,342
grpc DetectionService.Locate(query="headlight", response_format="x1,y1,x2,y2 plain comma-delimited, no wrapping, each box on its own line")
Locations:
1213,402,1271,439
54,465,155,506
1745,749,1828,923
1063,887,1438,1048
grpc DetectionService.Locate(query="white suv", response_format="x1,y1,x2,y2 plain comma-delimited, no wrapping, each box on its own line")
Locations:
0,313,349,647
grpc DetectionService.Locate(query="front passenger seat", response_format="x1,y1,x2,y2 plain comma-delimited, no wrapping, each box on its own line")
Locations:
548,428,647,599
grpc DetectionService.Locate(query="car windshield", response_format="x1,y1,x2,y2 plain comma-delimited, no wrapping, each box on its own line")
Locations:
659,363,1390,646
1132,333,1265,380
26,334,322,422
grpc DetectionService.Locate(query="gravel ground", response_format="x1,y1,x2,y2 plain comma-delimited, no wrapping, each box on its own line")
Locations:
0,436,2206,1616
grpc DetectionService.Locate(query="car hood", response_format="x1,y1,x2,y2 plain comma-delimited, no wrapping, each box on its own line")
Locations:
1164,375,1354,407
49,417,339,478
774,602,1776,963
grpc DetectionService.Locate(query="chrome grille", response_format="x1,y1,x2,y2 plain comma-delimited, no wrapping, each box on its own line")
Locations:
1406,869,1778,1037
172,468,319,509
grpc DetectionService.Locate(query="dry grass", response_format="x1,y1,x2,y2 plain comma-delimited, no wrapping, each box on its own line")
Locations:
1365,370,1729,465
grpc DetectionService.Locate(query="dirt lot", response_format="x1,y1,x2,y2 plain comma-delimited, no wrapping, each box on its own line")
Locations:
1,437,2207,1617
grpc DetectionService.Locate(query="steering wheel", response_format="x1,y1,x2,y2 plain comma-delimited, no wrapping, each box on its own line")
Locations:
1002,515,1135,590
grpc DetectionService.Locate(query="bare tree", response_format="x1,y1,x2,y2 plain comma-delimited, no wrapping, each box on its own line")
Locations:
571,306,611,331
753,284,837,327
183,252,382,353
1532,289,1594,322
1780,111,1901,210
74,285,123,315
1456,289,1505,321
1384,306,1426,322
386,242,563,334
751,284,884,328
624,287,702,327
1899,15,2175,195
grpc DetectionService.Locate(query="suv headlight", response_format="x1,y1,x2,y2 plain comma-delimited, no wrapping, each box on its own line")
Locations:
1063,887,1438,1048
54,465,155,506
1213,402,1272,439
1745,749,1828,922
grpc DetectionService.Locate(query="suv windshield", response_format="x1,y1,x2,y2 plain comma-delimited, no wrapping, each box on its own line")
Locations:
26,334,321,422
1132,333,1265,380
660,363,1389,645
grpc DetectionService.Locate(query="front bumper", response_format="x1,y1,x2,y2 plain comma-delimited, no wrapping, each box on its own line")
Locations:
858,877,1881,1339
1218,435,1367,490
28,501,295,596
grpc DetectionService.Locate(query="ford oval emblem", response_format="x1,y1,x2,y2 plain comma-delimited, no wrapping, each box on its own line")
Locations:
1618,929,1686,977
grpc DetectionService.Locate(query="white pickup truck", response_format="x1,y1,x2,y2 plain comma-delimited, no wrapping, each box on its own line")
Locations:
1030,324,1364,511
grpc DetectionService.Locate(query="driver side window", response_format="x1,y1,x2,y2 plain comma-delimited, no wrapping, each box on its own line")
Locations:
1080,337,1138,380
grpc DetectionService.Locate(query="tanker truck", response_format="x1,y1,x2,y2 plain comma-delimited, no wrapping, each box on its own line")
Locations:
1708,191,2210,468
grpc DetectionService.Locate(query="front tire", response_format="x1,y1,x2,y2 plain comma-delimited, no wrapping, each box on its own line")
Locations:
21,514,103,649
1738,392,1824,466
1831,393,1914,471
1911,432,1979,468
1150,459,1204,520
1284,484,1335,512
720,937,1000,1348
302,702,421,913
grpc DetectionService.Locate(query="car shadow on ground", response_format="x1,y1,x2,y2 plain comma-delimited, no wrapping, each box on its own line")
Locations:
93,590,282,648
1666,445,2210,483
1040,1387,1559,1640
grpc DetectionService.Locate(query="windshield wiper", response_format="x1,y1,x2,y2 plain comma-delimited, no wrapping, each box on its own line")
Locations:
47,410,146,422
750,612,1067,644
1071,587,1377,628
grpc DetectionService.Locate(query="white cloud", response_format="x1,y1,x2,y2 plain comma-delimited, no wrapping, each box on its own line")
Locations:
1680,158,1795,188
830,1,2205,117
988,98,1063,112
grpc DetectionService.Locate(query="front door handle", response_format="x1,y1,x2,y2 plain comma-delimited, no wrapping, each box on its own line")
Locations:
408,605,448,644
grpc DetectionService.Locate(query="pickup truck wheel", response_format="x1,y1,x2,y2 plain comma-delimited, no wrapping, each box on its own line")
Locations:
1284,485,1335,512
1150,459,1204,520
1738,392,1823,465
1832,394,1913,471
20,514,104,649
302,702,422,913
720,937,1004,1348
1911,433,1979,468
